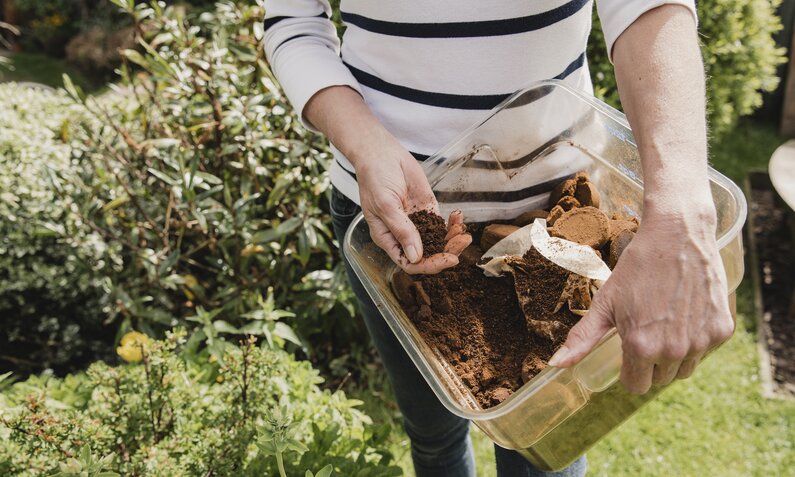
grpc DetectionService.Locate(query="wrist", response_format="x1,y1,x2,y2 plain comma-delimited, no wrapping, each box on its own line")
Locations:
347,134,411,179
642,193,717,231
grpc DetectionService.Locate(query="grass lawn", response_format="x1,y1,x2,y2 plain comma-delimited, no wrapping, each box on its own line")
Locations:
0,52,98,91
352,120,793,476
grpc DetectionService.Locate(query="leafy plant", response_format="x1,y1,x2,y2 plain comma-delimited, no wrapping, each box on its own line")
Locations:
588,0,787,136
0,333,402,476
58,0,360,357
51,447,119,477
0,83,115,375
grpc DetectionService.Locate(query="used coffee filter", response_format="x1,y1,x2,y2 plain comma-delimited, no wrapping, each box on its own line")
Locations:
479,219,612,285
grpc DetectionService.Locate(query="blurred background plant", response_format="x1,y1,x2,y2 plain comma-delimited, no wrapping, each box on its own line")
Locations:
0,331,401,476
56,0,362,371
0,83,115,375
588,0,787,136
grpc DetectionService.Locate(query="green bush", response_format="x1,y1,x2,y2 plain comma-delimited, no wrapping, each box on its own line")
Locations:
0,332,402,476
59,1,360,360
588,0,787,136
0,83,115,374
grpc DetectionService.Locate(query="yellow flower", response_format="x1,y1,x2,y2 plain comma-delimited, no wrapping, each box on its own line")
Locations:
241,244,265,257
216,375,224,383
116,331,150,363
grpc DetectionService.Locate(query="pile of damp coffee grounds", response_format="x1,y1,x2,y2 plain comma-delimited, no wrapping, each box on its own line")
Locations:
395,172,634,409
409,210,447,257
393,264,547,408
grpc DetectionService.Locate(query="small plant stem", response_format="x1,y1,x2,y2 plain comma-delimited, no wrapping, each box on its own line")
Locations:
275,451,287,477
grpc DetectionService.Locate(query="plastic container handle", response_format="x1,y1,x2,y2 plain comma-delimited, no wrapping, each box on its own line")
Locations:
572,332,622,393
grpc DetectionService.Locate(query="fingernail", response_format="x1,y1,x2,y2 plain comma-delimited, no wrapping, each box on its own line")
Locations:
548,346,570,367
405,244,420,263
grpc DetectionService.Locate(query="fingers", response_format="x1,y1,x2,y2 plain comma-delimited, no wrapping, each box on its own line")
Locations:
621,353,655,394
373,201,423,263
404,253,460,275
676,356,701,379
652,361,680,386
444,223,467,241
548,293,614,368
448,209,464,226
444,233,472,255
365,213,411,268
444,210,472,256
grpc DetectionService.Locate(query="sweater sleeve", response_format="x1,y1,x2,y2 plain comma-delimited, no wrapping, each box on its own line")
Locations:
263,0,362,129
595,0,697,63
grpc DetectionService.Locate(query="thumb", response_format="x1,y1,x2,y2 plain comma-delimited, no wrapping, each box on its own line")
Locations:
378,202,423,264
548,292,614,368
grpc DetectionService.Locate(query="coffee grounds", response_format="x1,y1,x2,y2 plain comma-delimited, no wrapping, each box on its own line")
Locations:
394,172,630,408
509,249,581,342
409,210,447,257
397,245,581,407
407,262,548,407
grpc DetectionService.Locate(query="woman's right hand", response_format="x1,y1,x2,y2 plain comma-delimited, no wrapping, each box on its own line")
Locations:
304,85,470,274
356,142,471,275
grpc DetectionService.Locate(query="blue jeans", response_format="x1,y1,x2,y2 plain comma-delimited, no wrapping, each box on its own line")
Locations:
329,187,586,477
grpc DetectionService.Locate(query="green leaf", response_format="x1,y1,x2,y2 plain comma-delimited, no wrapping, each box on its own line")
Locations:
142,138,181,149
228,43,257,62
61,74,85,103
266,173,294,209
108,0,133,10
121,49,148,68
212,320,240,334
102,195,130,212
150,32,174,47
148,168,179,186
285,437,309,454
158,250,180,276
194,171,223,185
273,322,301,347
315,465,334,477
233,193,261,211
251,217,301,244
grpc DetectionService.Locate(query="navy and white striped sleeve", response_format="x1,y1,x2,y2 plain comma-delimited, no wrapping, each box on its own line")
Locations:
596,0,697,62
263,0,362,129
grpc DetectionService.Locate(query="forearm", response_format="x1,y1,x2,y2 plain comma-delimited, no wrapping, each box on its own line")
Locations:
305,86,465,271
612,5,714,223
304,85,403,173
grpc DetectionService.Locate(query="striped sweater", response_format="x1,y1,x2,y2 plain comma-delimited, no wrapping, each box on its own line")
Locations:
263,0,696,205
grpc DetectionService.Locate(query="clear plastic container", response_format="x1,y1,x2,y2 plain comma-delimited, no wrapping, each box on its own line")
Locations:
343,80,747,471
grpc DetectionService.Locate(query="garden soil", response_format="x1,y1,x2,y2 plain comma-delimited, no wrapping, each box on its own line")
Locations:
750,185,795,396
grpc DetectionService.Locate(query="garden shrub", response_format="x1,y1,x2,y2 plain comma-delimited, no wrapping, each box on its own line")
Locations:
0,332,402,476
12,0,78,56
588,0,787,136
59,0,361,361
0,83,115,374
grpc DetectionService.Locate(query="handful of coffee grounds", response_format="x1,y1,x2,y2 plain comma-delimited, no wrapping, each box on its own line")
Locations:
409,210,447,257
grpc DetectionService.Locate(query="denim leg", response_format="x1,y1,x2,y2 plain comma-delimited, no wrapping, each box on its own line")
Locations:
495,447,587,477
329,188,476,477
